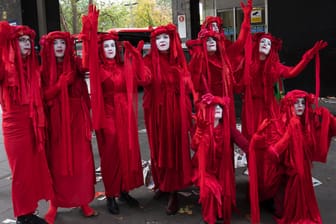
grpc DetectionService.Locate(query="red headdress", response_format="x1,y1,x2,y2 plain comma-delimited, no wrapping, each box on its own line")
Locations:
200,16,225,38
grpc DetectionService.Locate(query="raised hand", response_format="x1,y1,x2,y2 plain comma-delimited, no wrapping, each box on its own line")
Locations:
241,0,252,18
88,4,99,27
137,40,144,52
303,40,328,61
57,71,75,88
124,41,143,57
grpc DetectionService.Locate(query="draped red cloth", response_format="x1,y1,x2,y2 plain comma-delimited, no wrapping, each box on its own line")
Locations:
40,31,74,176
191,99,249,224
40,31,95,207
143,24,193,192
241,33,323,140
188,35,238,131
95,58,146,196
0,22,53,217
187,17,251,127
81,6,147,196
249,90,336,224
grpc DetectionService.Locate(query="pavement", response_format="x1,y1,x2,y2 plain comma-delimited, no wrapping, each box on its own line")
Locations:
1,92,336,224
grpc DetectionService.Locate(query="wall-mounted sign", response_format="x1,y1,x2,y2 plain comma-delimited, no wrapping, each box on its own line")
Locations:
251,8,262,23
177,15,186,38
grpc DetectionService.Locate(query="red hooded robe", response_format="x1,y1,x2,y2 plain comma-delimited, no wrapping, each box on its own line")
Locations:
40,31,95,207
143,24,193,192
0,23,53,217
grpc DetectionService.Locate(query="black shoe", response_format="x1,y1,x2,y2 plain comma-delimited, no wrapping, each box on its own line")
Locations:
17,214,47,224
166,192,179,215
119,192,140,207
260,198,275,213
153,189,168,200
106,197,120,214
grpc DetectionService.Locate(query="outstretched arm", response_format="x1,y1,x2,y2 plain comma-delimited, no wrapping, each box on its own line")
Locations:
227,0,252,54
283,40,328,78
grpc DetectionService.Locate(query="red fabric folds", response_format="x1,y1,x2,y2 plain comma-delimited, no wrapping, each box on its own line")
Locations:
144,24,193,192
249,89,336,224
192,99,249,224
0,22,53,217
40,31,74,176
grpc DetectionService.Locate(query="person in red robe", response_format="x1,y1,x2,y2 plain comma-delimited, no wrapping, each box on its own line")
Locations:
191,95,249,224
40,31,96,223
240,32,327,140
80,5,150,215
248,90,336,224
187,0,252,126
0,22,53,224
143,24,194,215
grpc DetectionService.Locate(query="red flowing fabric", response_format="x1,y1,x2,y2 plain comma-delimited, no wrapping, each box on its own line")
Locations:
241,33,324,140
191,100,249,224
81,5,147,196
40,31,95,207
188,29,239,127
0,23,53,217
143,24,193,192
95,61,144,196
249,90,336,224
80,5,104,130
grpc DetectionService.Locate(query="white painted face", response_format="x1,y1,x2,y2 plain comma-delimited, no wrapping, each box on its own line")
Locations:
103,39,116,59
211,22,219,33
53,38,66,58
206,37,217,53
214,104,223,119
155,33,170,52
18,35,31,57
294,97,305,116
259,37,272,56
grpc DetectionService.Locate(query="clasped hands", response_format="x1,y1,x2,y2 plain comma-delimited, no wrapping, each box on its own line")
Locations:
57,71,75,88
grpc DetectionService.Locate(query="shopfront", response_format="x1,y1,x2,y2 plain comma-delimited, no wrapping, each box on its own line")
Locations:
199,0,266,41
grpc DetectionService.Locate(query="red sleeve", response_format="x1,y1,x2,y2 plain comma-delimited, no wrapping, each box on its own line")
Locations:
272,128,290,156
230,126,249,153
280,58,310,79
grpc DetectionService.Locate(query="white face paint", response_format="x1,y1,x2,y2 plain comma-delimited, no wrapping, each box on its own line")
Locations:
155,33,170,52
211,22,219,33
53,38,66,58
294,97,305,116
214,104,223,119
18,35,31,57
206,37,217,53
259,37,272,56
103,39,116,59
